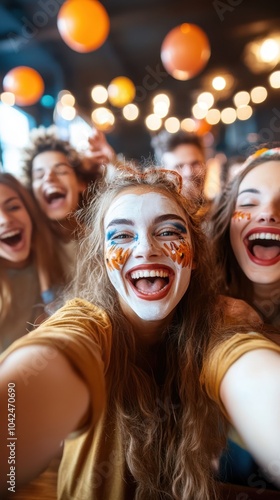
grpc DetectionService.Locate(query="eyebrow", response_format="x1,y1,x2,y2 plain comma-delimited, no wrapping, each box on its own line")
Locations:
154,214,187,225
106,213,187,229
237,188,260,196
176,160,203,167
106,218,134,229
33,162,72,171
4,196,20,205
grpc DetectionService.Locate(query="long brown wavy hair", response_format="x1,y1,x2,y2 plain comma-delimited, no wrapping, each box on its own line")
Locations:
0,173,66,321
209,144,280,316
67,165,228,499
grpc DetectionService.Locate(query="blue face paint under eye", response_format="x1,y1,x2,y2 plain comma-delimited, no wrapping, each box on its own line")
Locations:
171,222,187,234
106,229,139,246
106,229,118,241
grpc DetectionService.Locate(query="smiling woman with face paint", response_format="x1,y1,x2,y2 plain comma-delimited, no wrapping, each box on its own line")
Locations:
210,145,280,327
104,187,194,327
0,173,66,352
209,145,280,492
1,166,280,499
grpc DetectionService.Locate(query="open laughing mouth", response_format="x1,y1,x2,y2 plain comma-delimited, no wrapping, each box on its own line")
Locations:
44,188,66,206
126,265,174,300
0,229,23,247
245,229,280,266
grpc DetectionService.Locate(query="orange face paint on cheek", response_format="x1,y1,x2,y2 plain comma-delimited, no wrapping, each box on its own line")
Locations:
105,245,132,271
232,210,251,221
162,240,193,268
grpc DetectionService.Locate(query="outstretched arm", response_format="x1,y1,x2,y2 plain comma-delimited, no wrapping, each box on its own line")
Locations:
82,128,117,172
220,348,280,488
0,345,90,494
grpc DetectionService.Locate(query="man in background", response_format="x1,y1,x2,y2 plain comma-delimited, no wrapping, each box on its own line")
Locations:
151,130,207,203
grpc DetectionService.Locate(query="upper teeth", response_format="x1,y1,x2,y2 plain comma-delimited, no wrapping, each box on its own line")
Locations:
130,269,169,279
45,189,64,196
0,230,20,239
248,233,280,241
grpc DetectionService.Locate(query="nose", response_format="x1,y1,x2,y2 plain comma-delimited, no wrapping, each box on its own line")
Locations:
0,209,10,225
179,164,192,178
181,162,205,180
256,203,280,224
133,233,162,259
44,168,57,181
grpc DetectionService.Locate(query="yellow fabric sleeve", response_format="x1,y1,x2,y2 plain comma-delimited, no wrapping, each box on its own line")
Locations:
0,298,113,430
201,332,280,420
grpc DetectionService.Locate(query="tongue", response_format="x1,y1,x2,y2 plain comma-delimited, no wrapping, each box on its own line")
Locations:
135,277,167,293
253,244,280,260
48,194,65,204
2,234,21,247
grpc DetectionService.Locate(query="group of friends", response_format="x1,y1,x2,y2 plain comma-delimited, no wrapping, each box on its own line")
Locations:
0,125,279,499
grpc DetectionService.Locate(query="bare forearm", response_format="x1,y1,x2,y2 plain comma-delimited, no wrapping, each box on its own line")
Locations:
0,345,90,493
221,349,280,488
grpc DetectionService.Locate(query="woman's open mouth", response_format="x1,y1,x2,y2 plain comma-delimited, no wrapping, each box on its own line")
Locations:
44,188,66,206
0,229,23,248
126,266,174,300
245,230,280,266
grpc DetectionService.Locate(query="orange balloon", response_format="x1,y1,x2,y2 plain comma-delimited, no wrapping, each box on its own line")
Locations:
108,76,136,108
161,23,211,80
195,119,212,136
57,0,110,53
3,66,44,106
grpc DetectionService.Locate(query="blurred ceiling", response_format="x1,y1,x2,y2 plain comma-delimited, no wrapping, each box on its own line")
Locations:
0,0,280,159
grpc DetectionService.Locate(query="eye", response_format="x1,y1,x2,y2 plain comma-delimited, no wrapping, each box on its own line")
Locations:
157,227,186,240
237,200,258,208
110,232,135,242
32,170,44,180
236,196,259,208
159,230,179,236
239,203,256,207
56,166,72,175
115,233,131,239
7,204,22,212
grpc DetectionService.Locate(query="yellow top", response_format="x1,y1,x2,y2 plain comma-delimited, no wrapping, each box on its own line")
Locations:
1,298,280,499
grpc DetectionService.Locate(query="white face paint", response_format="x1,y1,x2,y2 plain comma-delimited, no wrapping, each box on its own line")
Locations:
104,187,194,322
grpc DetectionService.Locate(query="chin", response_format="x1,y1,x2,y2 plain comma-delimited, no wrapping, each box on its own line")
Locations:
139,315,167,322
136,307,172,322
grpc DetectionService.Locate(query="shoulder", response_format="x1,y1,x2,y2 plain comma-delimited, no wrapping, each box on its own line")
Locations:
46,297,112,330
1,298,113,373
203,331,280,382
43,298,113,356
218,295,262,325
201,331,280,417
61,298,111,325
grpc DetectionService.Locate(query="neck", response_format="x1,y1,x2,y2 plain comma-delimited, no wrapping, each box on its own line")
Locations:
252,282,280,325
134,317,167,348
1,255,32,270
124,308,174,350
132,318,169,376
